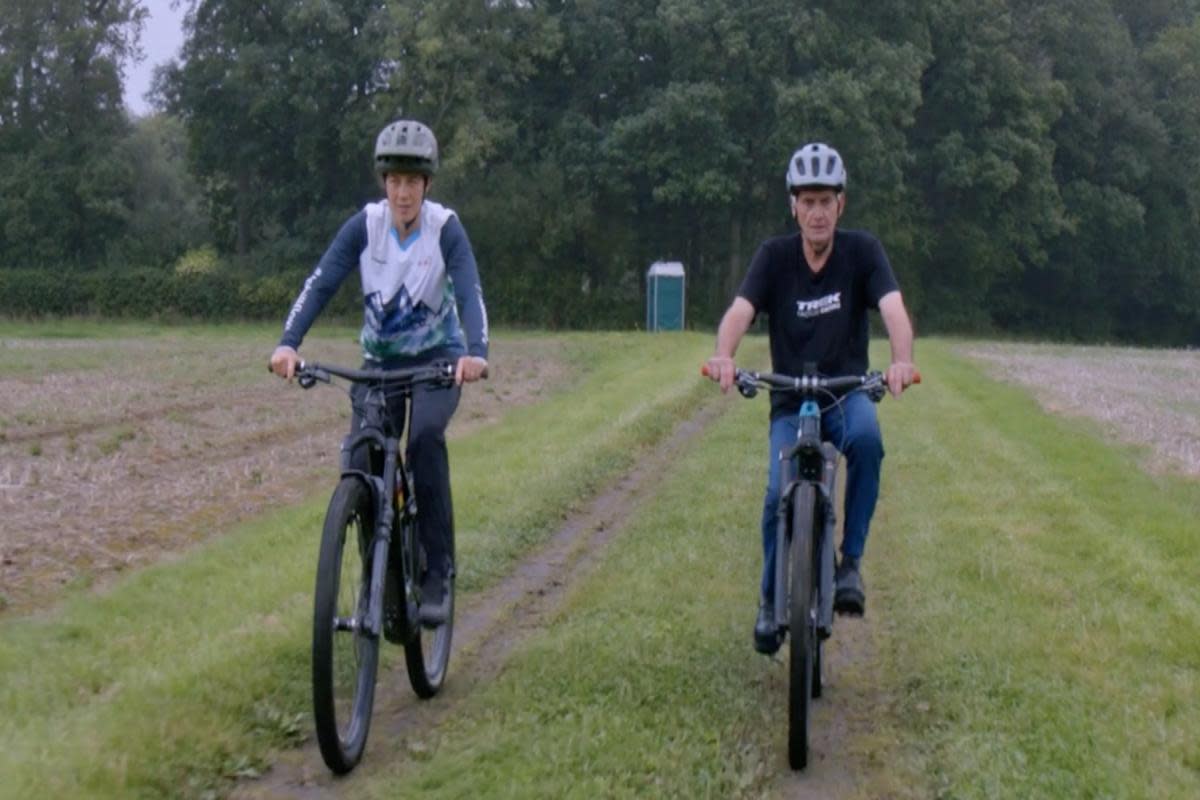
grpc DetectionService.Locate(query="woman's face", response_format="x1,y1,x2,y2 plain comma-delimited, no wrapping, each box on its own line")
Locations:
385,172,428,230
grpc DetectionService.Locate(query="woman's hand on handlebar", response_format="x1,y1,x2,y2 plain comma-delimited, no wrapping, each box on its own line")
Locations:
270,345,301,380
702,355,737,393
885,361,921,398
455,356,489,385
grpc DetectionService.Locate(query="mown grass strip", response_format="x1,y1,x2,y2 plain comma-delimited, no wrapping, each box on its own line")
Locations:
872,339,1200,799
0,330,715,799
358,354,781,799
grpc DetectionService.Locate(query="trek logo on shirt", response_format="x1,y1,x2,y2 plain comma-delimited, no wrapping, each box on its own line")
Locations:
796,292,842,319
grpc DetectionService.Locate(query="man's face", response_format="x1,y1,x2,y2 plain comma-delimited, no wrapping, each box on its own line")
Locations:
791,188,844,250
385,171,428,229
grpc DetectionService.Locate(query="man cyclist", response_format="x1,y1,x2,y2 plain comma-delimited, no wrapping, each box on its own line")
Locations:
705,142,917,654
269,119,489,626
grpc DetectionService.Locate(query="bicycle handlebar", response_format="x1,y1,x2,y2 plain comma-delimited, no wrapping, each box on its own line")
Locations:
268,358,489,388
700,364,920,402
296,361,458,390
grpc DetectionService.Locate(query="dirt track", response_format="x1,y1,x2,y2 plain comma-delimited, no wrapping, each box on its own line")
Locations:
229,394,732,798
226,397,895,800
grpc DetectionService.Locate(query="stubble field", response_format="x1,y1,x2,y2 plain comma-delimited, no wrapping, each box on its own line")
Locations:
0,324,568,613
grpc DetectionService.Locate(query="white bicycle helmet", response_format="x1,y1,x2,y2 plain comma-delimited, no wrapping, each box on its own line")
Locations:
786,142,846,192
374,119,438,177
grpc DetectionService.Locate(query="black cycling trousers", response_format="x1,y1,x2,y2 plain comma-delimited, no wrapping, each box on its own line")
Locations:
349,380,461,577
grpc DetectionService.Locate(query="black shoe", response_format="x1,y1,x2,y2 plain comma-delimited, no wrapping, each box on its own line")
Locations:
834,557,865,616
417,572,451,628
753,599,782,655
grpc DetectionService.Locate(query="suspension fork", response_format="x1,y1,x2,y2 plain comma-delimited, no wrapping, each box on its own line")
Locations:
361,439,399,639
338,425,398,640
816,442,840,639
773,400,825,630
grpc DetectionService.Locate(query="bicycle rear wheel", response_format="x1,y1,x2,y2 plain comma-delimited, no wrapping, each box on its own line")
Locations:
788,482,819,770
402,515,454,698
312,477,380,774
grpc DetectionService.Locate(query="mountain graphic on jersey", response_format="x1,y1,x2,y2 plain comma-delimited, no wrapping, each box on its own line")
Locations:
362,282,464,360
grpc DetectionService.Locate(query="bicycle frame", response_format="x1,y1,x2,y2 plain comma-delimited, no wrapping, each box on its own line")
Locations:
336,384,408,640
301,361,451,643
772,400,840,639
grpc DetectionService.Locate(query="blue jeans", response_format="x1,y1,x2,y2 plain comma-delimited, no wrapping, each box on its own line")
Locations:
759,392,884,599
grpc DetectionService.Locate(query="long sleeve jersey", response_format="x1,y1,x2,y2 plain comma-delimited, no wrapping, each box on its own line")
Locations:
280,199,489,363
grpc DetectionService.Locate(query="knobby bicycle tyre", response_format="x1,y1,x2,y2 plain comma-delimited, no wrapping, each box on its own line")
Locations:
402,515,455,698
312,477,380,774
788,482,819,770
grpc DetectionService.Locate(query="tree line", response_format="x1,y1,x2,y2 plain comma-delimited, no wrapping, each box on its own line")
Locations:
2,0,1198,344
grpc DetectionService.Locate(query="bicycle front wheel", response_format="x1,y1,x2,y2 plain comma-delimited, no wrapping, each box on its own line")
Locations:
312,477,380,774
403,516,454,698
788,482,819,770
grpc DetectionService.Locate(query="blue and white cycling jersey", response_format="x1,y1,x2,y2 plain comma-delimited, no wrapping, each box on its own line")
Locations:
281,199,488,363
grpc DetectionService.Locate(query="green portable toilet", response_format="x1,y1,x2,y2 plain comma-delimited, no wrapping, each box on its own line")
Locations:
646,261,685,331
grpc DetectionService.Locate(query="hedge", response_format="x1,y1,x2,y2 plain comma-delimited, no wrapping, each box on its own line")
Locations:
0,267,360,322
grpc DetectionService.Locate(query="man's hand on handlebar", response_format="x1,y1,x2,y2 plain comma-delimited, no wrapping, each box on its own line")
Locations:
703,355,737,393
270,345,301,381
884,361,920,398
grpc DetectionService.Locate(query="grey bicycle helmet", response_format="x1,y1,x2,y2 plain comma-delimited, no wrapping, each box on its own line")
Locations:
374,119,438,177
786,142,846,192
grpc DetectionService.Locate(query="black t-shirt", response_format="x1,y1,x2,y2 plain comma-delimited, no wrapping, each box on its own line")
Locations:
737,228,899,418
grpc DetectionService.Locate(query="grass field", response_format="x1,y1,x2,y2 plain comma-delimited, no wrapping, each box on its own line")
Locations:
1,324,1198,799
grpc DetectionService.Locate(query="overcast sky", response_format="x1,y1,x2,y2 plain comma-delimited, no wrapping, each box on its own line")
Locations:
124,1,187,116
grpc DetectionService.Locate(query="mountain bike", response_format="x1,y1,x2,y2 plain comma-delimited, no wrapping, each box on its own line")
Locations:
707,364,915,770
294,360,460,774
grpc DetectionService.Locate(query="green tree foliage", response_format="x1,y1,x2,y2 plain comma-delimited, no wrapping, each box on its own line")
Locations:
911,0,1067,332
108,114,209,267
0,0,146,267
4,0,1200,343
157,0,392,260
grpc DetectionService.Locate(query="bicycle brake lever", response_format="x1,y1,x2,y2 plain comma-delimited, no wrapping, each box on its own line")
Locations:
864,372,887,403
